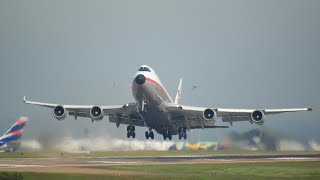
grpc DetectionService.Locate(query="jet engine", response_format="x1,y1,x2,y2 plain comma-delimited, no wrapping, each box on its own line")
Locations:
251,110,265,125
90,106,104,121
203,108,217,123
53,105,67,120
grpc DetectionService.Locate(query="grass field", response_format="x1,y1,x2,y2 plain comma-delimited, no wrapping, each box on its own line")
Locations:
0,150,319,158
1,161,320,179
1,150,319,179
102,161,320,179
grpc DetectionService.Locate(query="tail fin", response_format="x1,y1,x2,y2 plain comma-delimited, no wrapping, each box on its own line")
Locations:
174,78,183,104
3,117,28,136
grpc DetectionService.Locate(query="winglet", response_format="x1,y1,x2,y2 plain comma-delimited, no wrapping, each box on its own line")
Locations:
23,96,26,103
307,107,312,111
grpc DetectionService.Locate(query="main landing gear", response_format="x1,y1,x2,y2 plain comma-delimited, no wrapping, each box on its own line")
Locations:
163,130,172,140
127,126,136,138
178,127,187,140
145,130,154,139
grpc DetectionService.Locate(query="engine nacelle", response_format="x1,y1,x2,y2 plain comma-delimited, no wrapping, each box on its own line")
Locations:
251,110,265,125
90,106,104,121
53,105,67,120
203,108,217,123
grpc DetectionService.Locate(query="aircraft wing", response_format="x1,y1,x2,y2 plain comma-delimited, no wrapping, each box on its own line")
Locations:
162,104,224,129
23,96,125,113
164,103,312,129
216,108,312,124
24,97,145,127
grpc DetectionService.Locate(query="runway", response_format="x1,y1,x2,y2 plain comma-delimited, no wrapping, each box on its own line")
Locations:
0,153,319,174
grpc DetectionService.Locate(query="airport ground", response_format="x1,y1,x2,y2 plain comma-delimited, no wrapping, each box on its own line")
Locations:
0,150,319,179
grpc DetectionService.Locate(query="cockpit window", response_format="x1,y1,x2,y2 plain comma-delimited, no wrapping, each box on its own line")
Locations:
138,67,151,72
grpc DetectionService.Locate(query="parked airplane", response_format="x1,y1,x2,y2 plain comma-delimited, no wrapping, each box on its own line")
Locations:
0,117,27,152
24,65,311,140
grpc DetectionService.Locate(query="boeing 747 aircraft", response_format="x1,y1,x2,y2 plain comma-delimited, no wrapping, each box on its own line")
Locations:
0,117,27,152
24,65,311,140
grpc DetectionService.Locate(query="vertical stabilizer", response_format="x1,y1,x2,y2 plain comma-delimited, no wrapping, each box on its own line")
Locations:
174,78,183,104
0,117,27,149
3,117,28,136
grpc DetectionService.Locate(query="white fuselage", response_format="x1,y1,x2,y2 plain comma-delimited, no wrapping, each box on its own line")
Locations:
132,67,178,135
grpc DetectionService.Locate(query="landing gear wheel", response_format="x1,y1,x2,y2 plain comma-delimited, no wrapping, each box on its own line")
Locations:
178,127,187,140
163,133,167,140
163,130,172,140
127,126,136,138
145,130,154,140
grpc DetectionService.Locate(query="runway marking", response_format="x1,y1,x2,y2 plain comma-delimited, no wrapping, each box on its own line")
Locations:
0,164,45,168
269,157,315,160
88,161,139,164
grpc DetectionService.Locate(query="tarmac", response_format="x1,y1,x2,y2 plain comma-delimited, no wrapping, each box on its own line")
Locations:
0,153,319,174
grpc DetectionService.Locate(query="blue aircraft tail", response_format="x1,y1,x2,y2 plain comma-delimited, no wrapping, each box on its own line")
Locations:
3,117,27,136
0,117,27,147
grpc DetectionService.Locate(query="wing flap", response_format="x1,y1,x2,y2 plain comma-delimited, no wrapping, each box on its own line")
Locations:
221,115,251,123
109,115,144,127
190,125,229,129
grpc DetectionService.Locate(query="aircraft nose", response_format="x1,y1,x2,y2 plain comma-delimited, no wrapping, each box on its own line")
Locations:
135,74,146,85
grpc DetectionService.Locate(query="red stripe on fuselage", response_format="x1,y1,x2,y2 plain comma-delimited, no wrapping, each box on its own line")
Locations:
145,77,171,102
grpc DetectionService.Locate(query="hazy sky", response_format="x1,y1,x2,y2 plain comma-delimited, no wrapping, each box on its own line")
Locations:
0,0,319,142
